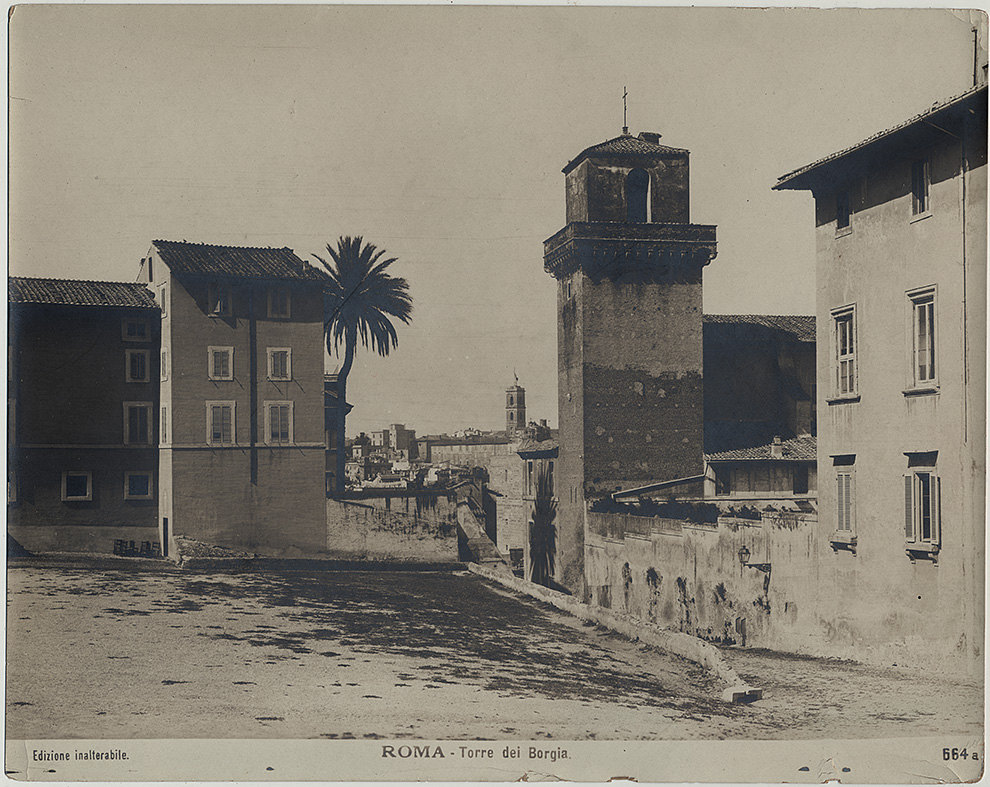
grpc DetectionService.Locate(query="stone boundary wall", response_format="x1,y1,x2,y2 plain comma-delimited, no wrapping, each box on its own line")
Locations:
585,509,821,656
327,492,458,562
467,562,758,703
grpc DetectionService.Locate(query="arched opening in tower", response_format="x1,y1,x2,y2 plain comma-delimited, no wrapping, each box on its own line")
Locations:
626,168,650,223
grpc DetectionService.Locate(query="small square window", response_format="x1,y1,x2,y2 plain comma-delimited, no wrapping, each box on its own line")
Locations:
268,348,292,381
124,472,154,500
208,347,234,381
122,319,149,341
126,349,150,383
62,471,93,502
268,287,291,319
208,282,231,316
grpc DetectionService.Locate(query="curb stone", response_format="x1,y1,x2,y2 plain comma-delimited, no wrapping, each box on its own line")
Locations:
467,562,762,704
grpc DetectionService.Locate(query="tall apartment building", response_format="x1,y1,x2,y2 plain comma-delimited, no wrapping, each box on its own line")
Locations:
138,240,327,556
8,278,161,553
775,84,986,670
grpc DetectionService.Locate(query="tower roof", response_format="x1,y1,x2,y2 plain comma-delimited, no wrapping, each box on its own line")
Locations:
563,132,689,174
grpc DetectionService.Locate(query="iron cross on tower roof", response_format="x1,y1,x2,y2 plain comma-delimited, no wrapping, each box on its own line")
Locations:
622,86,629,135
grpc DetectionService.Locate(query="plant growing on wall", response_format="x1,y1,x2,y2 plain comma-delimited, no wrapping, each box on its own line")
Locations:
314,237,412,495
529,464,557,587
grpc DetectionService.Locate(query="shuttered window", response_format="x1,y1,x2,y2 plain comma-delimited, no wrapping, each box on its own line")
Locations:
837,473,853,531
207,401,235,445
904,470,940,546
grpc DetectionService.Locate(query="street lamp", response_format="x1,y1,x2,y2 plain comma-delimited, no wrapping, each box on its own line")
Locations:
738,545,751,566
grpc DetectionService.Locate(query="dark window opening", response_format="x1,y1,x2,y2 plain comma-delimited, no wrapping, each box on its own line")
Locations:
793,465,809,495
626,168,650,223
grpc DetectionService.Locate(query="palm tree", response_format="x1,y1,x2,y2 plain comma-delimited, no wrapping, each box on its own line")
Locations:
529,464,557,587
313,236,412,495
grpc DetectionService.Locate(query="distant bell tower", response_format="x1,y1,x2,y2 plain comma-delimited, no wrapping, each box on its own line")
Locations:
544,130,718,595
506,380,526,437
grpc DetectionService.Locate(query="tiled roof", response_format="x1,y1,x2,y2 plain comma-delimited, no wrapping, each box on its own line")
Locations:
775,84,987,191
516,438,559,457
8,277,158,309
152,240,324,282
428,433,511,447
704,314,815,343
704,420,817,462
563,133,688,174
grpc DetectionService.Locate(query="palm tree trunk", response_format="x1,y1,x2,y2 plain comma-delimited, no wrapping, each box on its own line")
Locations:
334,331,356,495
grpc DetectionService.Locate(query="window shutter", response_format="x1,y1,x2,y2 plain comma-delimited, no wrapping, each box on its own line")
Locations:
845,474,853,531
934,476,942,546
904,474,915,541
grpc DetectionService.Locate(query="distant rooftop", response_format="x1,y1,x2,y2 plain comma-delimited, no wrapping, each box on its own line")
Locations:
563,131,688,174
705,420,816,462
152,240,324,282
9,277,158,309
704,314,815,343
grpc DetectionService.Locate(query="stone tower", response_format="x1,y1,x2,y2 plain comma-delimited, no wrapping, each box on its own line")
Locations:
506,381,526,437
544,130,718,594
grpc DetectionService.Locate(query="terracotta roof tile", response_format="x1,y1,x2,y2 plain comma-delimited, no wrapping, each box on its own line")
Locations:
8,277,158,309
152,240,324,281
563,133,688,174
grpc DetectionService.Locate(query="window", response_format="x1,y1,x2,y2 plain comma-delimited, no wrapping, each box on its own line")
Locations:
526,460,534,496
793,465,809,495
268,287,291,319
8,469,17,504
265,401,293,445
714,465,731,496
161,350,168,381
159,283,167,317
208,347,234,381
268,348,292,381
161,406,167,443
62,471,92,502
909,287,937,387
832,455,856,540
122,319,149,341
904,453,940,550
626,168,650,223
124,403,153,445
905,470,940,548
125,349,150,383
911,158,930,216
548,460,554,496
124,472,154,500
207,401,235,445
208,282,231,316
832,306,857,397
836,190,850,230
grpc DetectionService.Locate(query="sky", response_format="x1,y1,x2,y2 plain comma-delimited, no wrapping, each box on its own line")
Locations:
8,5,984,436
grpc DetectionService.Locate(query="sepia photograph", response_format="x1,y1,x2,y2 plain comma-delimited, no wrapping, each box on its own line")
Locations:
5,4,986,782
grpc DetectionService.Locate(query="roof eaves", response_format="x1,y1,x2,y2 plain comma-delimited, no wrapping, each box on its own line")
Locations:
775,84,987,191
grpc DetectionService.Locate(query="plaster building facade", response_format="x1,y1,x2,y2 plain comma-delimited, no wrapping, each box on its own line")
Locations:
543,131,718,593
774,84,986,670
137,240,327,557
8,278,162,553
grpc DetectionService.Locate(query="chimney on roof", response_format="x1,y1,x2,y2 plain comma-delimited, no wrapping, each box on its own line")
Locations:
771,435,783,459
639,131,661,144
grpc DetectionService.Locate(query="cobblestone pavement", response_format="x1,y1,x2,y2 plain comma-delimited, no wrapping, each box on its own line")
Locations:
5,561,983,741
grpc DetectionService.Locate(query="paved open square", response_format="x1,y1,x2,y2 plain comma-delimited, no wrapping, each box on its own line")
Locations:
6,562,982,741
